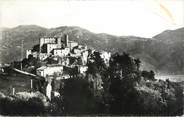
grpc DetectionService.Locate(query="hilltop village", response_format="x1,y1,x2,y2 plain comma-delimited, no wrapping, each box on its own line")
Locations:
24,34,111,99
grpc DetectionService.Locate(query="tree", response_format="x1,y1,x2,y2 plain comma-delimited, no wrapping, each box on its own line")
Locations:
109,52,137,79
86,51,107,102
63,77,96,115
87,51,107,73
107,52,143,114
32,44,40,52
134,58,141,71
149,70,155,80
22,58,29,68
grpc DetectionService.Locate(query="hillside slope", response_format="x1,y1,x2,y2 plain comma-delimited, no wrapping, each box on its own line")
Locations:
0,25,47,62
154,27,184,43
153,28,184,74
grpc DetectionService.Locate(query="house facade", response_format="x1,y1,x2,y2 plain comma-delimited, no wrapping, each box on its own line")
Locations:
53,48,70,57
36,65,63,78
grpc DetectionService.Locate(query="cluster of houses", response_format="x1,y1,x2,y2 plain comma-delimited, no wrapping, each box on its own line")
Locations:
25,34,111,100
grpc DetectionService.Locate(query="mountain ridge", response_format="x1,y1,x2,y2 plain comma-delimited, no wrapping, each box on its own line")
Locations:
153,27,184,43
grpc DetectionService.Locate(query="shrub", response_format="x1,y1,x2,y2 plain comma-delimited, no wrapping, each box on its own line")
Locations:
0,92,48,115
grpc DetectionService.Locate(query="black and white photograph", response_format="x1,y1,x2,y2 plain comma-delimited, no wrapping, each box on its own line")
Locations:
0,0,183,116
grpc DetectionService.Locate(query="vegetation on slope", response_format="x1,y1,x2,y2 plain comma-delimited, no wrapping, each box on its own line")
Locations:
0,51,183,116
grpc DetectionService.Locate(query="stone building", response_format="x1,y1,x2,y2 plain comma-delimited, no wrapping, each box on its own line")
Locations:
100,51,111,66
53,47,70,57
36,65,63,78
68,41,78,50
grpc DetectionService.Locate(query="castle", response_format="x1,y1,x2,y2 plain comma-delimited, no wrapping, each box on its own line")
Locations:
26,34,111,100
26,34,89,75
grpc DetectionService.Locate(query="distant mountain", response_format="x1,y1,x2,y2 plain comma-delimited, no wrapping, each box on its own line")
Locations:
0,25,47,62
153,27,184,74
154,27,184,43
0,25,184,74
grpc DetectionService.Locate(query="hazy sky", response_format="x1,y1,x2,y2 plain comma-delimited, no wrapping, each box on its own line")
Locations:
0,0,184,37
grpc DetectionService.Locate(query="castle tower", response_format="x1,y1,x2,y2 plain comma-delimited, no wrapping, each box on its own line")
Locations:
64,34,69,47
40,38,45,47
39,38,44,53
57,37,62,48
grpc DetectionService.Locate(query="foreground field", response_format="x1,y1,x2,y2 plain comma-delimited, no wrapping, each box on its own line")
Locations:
0,74,33,95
